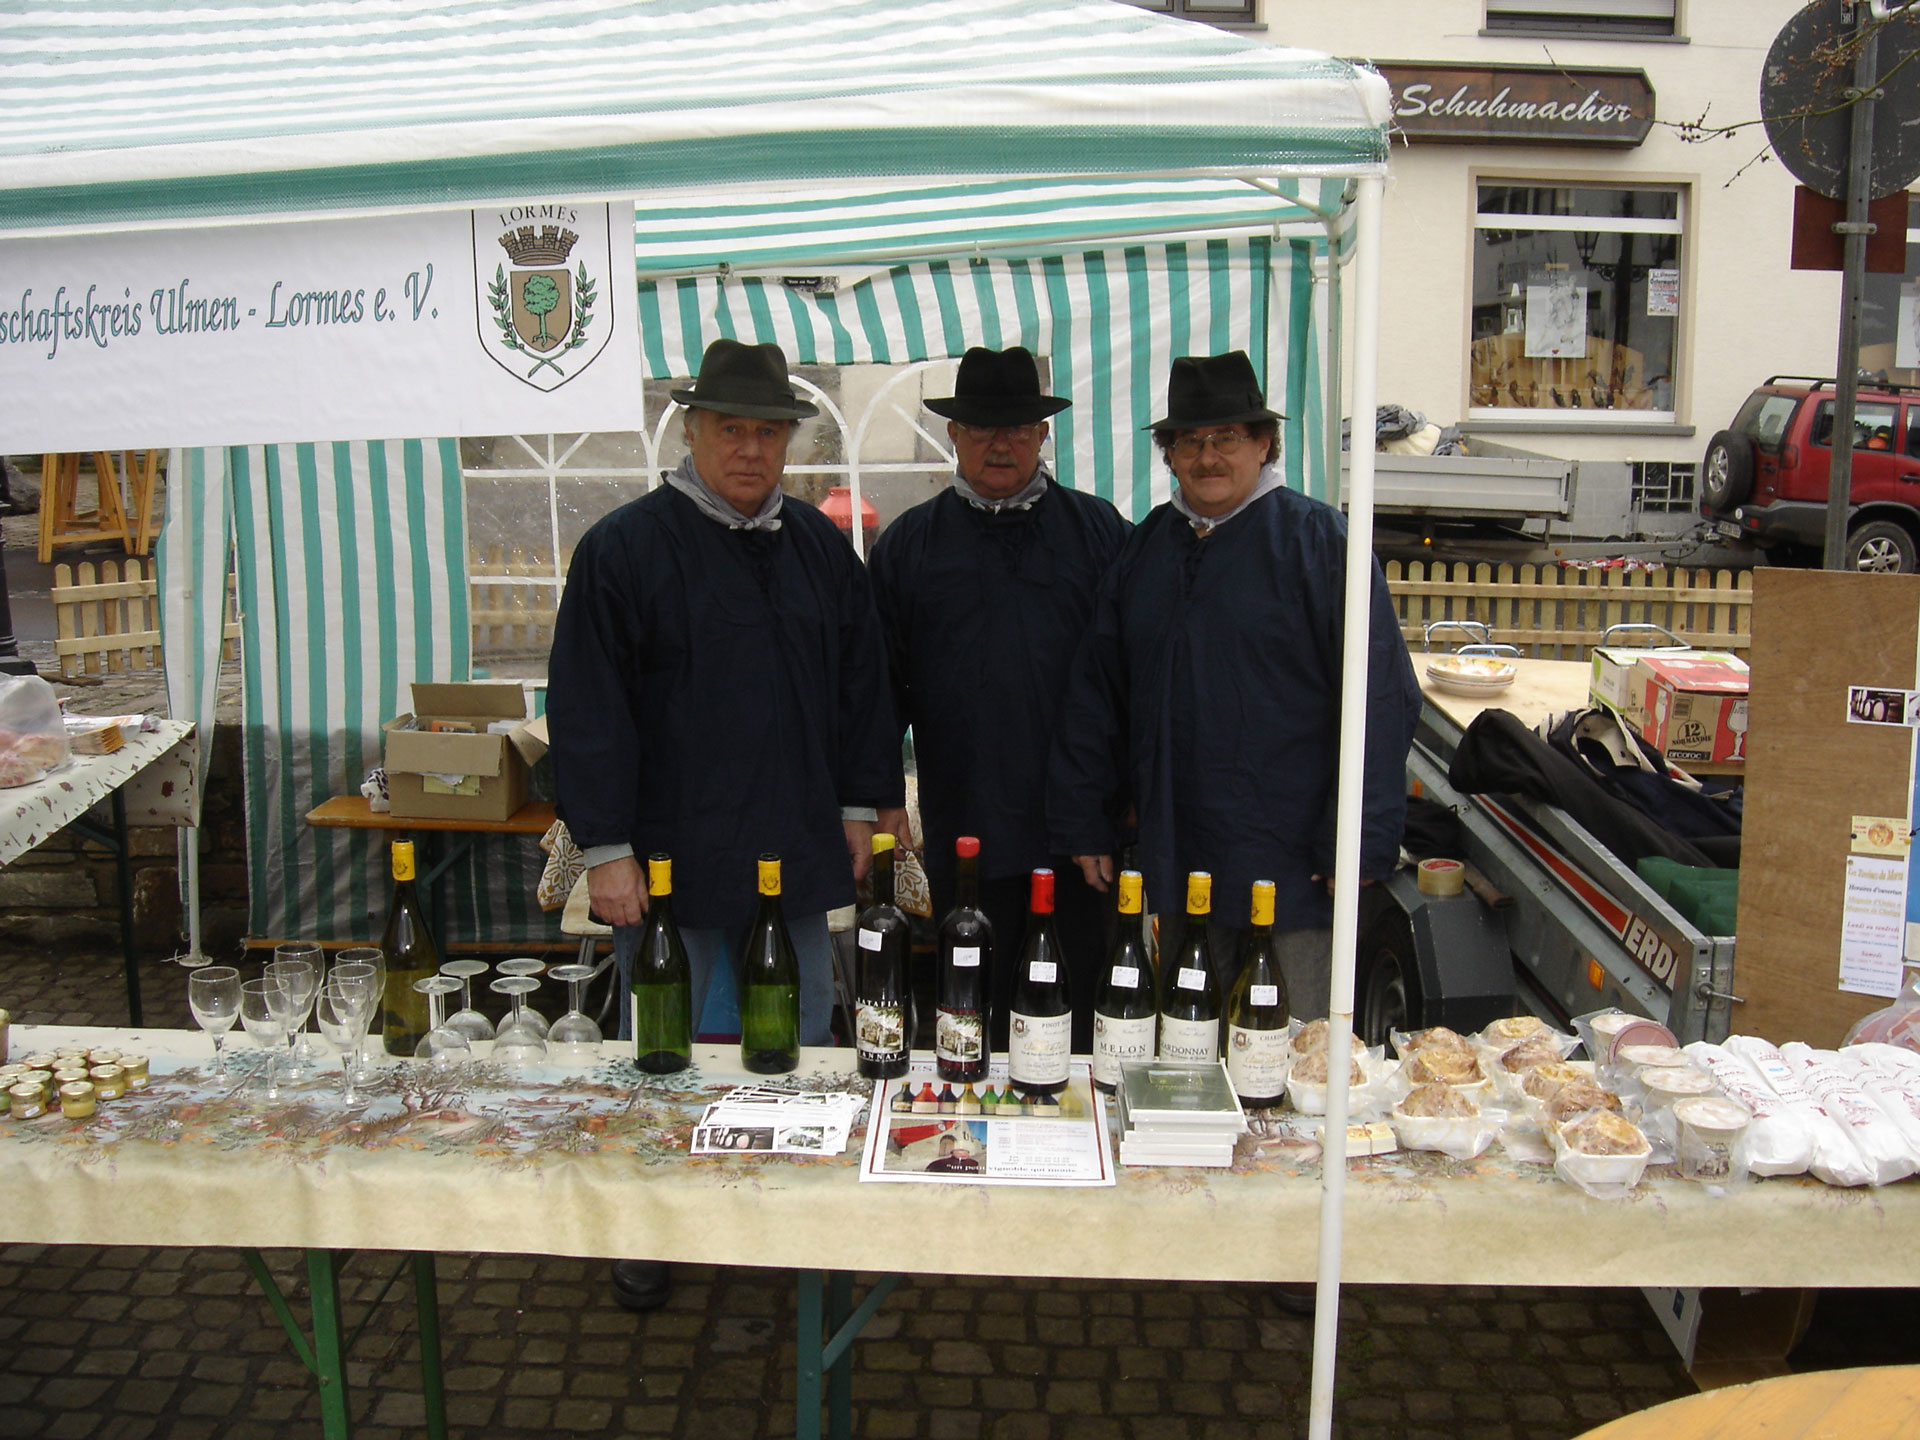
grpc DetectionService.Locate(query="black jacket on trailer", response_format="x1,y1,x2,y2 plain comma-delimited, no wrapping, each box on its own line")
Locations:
546,484,905,929
869,482,1130,890
1046,484,1422,929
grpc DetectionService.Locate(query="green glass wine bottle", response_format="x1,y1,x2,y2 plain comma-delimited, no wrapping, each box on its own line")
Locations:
739,853,801,1074
632,853,692,1074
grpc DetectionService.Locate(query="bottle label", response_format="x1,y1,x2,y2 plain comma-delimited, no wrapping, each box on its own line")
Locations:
951,947,981,968
1110,965,1140,988
1251,984,1280,1007
1008,1010,1071,1086
935,1008,984,1063
1177,966,1207,992
1028,959,1057,983
1092,1013,1156,1087
1227,1024,1290,1098
858,928,884,952
856,1002,906,1061
1159,1015,1220,1064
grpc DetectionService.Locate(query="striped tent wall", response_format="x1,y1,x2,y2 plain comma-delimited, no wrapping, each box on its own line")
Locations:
638,234,1332,520
215,440,549,944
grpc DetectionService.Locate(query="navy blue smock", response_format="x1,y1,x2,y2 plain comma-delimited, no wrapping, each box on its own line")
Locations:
1046,484,1421,929
546,485,905,929
869,483,1130,886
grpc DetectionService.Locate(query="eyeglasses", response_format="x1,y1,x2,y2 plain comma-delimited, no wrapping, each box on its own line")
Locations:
1169,429,1250,460
955,423,1044,442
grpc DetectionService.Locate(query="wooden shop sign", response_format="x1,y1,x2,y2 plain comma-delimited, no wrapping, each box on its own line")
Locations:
1376,63,1654,147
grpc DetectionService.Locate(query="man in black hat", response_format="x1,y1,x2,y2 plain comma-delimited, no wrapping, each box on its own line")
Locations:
869,346,1129,1051
549,335,904,1045
1048,351,1420,1020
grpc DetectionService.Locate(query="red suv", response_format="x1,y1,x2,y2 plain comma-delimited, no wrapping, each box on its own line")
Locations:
1700,375,1920,572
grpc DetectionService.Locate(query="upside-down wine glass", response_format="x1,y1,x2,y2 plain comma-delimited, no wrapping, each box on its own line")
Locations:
239,977,287,1101
187,966,242,1076
489,975,548,1065
546,963,603,1061
440,959,496,1043
495,958,551,1039
412,976,471,1068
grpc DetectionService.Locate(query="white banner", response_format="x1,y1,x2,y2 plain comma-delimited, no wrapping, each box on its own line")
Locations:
0,202,643,451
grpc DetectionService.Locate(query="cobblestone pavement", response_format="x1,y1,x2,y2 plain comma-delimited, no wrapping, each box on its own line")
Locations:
1,942,1914,1440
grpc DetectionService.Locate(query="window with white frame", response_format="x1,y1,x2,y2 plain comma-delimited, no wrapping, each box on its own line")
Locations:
1468,182,1683,422
1861,195,1920,384
1486,0,1676,37
461,359,995,677
1116,0,1256,24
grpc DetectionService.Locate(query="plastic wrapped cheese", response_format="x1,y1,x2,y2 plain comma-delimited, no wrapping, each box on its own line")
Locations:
1724,1036,1874,1187
1683,1041,1814,1177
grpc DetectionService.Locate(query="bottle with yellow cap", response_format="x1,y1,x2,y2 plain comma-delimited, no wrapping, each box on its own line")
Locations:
1091,870,1156,1092
854,834,912,1079
1225,879,1290,1107
739,853,800,1074
632,853,692,1074
379,840,438,1056
1158,871,1221,1063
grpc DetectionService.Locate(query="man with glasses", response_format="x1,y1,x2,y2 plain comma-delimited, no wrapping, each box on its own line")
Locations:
1048,351,1421,1020
548,338,905,1309
870,346,1129,1050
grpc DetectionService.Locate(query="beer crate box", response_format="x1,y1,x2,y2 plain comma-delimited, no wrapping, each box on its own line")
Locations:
1589,645,1741,723
382,682,539,822
1631,653,1750,768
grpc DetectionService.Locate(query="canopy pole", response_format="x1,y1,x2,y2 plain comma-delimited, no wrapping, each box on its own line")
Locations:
1306,170,1384,1440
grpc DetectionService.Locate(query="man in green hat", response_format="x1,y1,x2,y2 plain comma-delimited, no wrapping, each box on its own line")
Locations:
1048,351,1421,1020
870,346,1129,1052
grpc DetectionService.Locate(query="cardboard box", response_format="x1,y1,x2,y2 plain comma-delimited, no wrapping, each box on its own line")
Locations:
1632,653,1751,767
382,682,540,822
1641,1286,1816,1389
1590,646,1741,722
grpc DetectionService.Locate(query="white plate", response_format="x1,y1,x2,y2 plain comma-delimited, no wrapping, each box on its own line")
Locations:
1424,656,1517,697
1426,669,1516,697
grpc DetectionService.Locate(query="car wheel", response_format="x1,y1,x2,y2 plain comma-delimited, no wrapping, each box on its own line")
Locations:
1357,910,1423,1048
1700,430,1754,511
1847,519,1920,574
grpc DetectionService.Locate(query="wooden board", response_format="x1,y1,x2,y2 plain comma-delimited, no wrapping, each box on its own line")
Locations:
1736,569,1920,1046
1571,1364,1920,1439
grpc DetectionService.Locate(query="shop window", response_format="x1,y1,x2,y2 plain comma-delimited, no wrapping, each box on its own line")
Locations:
1116,0,1257,24
1486,0,1676,37
1469,183,1683,423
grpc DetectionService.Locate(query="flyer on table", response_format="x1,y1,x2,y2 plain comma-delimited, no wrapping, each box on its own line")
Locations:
860,1060,1114,1187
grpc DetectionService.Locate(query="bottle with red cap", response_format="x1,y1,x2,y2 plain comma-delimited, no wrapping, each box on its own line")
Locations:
935,836,993,1083
1007,867,1073,1095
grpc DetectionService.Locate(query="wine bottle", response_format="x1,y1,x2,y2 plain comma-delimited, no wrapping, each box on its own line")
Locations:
739,853,800,1074
1158,871,1221,1063
854,834,912,1079
1091,869,1156,1093
1007,868,1073,1095
935,836,992,1082
1225,879,1290,1107
631,852,692,1075
379,840,438,1057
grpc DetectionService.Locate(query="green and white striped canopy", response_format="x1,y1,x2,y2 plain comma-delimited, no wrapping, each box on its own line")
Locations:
0,0,1389,239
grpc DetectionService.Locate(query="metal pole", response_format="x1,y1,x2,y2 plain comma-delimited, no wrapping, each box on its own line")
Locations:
1824,4,1881,571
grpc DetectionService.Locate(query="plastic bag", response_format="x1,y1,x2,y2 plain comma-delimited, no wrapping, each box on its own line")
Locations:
1843,964,1920,1052
0,676,69,787
1778,1042,1920,1185
1725,1036,1873,1186
1684,1042,1815,1177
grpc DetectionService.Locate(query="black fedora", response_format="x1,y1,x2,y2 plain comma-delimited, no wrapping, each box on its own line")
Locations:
925,347,1070,426
1145,351,1286,430
669,339,818,420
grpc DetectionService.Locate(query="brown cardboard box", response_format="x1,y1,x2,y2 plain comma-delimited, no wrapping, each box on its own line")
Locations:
1632,653,1751,767
383,682,539,822
1590,646,1741,724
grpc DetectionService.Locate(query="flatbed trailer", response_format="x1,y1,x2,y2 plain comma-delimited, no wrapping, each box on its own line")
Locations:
1357,657,1740,1048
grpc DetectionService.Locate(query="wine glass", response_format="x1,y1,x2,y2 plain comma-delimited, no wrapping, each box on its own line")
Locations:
187,965,242,1075
440,959,496,1043
489,976,548,1065
336,947,386,1046
240,977,288,1100
546,963,603,1061
274,942,326,1066
317,977,379,1106
329,961,381,1081
495,958,551,1039
412,977,471,1068
265,958,319,1077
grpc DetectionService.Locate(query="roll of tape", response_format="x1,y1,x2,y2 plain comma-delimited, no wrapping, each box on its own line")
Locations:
1417,858,1465,897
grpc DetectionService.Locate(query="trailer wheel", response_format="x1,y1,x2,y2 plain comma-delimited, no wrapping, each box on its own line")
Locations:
1357,909,1423,1048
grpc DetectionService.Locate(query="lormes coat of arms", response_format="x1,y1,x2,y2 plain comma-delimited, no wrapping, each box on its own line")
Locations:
472,203,616,391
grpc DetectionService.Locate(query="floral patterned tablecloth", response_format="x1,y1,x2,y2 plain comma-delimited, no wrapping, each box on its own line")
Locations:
0,1027,1909,1287
0,721,196,865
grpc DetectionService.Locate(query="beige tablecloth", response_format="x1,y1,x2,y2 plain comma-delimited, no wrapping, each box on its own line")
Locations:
0,1025,1910,1288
